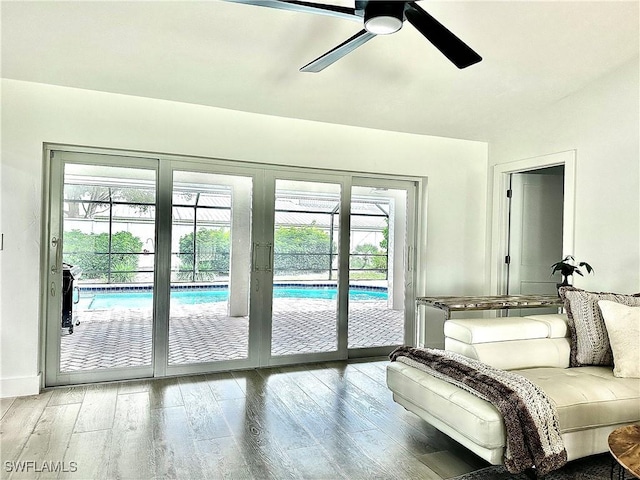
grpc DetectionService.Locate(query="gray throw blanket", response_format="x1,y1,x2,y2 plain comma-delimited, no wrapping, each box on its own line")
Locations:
390,346,567,475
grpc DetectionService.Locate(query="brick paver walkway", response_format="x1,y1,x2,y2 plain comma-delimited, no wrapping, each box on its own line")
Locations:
60,299,404,372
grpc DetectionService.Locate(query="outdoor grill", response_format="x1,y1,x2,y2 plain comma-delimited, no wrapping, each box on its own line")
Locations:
62,263,82,334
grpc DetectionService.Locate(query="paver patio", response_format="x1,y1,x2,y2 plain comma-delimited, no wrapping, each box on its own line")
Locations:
60,298,404,372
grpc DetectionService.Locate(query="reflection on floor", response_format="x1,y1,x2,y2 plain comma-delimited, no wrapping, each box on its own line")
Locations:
1,361,488,479
60,299,404,372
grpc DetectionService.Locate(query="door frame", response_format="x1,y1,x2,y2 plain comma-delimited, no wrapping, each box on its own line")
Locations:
41,144,424,386
261,172,419,365
506,171,564,296
349,176,418,355
159,159,261,378
43,150,160,387
490,150,576,295
258,169,352,368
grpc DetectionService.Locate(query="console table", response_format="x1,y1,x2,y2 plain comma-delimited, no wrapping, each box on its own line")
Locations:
416,294,563,321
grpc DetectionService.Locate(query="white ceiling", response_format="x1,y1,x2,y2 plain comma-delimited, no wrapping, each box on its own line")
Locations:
1,1,638,141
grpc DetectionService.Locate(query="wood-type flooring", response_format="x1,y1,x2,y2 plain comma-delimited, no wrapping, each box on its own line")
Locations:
0,360,488,479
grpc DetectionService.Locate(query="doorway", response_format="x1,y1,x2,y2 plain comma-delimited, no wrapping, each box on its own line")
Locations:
506,167,564,315
507,166,565,296
490,150,576,299
43,148,419,386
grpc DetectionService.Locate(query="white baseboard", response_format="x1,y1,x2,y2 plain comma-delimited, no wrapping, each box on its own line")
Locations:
0,373,41,398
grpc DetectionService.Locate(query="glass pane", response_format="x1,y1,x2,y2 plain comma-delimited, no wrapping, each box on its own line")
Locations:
64,185,111,202
271,179,341,356
172,191,198,206
60,164,156,372
111,204,156,222
348,186,406,348
111,186,155,204
198,191,232,208
64,200,110,222
168,171,252,365
197,206,231,226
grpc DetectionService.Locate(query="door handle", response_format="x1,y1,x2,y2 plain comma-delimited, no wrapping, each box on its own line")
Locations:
266,243,273,272
51,236,62,275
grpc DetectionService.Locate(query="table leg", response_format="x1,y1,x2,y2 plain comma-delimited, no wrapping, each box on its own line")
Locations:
612,458,634,480
416,303,425,348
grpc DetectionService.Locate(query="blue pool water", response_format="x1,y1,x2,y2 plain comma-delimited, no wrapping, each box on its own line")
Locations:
85,286,386,310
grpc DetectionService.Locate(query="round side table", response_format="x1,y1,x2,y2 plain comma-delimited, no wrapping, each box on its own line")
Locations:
608,424,640,480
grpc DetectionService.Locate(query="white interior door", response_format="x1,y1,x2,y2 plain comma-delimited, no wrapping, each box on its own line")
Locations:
507,172,564,313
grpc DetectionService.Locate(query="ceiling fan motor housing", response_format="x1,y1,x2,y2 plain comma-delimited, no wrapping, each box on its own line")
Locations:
364,1,405,35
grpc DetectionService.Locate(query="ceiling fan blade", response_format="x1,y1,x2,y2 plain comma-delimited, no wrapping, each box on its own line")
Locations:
300,29,375,73
405,2,482,69
225,0,359,22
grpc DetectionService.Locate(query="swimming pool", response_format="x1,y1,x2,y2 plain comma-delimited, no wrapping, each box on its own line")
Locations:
83,286,387,310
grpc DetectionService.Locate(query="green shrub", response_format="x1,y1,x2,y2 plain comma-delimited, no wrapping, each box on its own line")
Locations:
177,225,333,279
63,230,142,282
177,228,230,281
380,219,389,250
350,243,387,271
274,225,332,274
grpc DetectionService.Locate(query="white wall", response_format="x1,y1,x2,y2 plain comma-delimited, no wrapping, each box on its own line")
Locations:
0,79,488,396
487,56,640,294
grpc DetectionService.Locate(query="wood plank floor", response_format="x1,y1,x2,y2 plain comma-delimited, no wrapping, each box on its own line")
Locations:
0,360,488,479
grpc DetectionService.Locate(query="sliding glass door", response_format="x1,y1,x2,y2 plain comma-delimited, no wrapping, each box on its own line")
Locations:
45,149,419,386
269,178,343,360
168,170,253,368
46,153,159,385
348,181,416,353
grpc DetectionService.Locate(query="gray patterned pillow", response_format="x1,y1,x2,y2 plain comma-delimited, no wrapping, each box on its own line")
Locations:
559,287,640,366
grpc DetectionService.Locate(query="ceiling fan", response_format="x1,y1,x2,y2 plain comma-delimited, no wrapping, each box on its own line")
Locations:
226,0,482,72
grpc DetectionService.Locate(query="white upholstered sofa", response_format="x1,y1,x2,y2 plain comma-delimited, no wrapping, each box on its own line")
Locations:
386,312,640,465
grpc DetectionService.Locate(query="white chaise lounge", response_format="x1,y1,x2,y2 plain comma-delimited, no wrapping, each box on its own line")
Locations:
386,312,640,466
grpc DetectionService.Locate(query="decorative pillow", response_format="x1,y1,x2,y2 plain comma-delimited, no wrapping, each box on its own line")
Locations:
597,300,640,378
559,287,640,366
